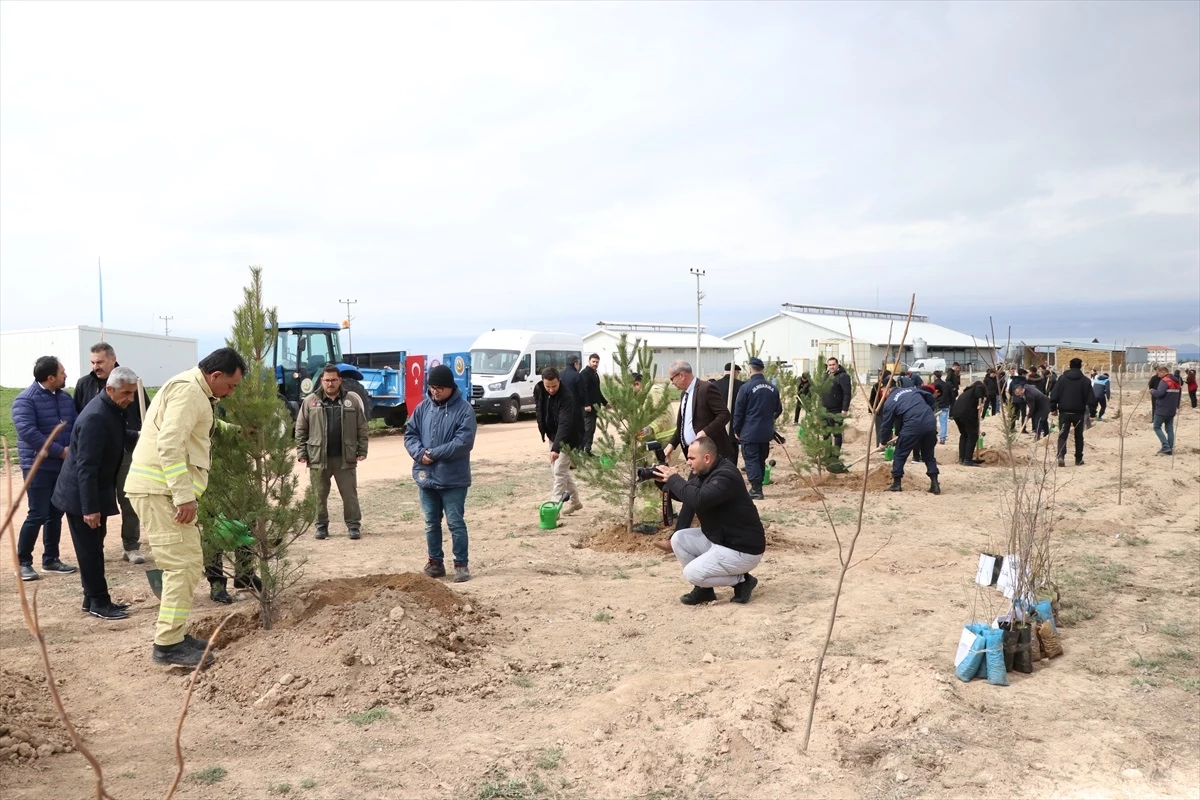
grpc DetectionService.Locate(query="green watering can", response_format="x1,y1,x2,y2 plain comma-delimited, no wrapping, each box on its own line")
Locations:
147,515,256,599
599,456,614,470
763,459,775,485
539,494,570,530
883,444,895,462
977,434,985,450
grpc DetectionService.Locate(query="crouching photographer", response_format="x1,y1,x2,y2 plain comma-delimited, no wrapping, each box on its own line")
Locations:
652,437,765,606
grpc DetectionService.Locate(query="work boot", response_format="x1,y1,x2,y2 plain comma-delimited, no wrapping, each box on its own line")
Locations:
887,476,903,492
233,574,263,592
1057,456,1066,468
209,581,233,604
731,574,758,605
153,641,214,669
679,586,717,606
748,484,764,500
123,549,146,565
453,562,471,583
183,634,210,652
928,476,941,495
348,525,362,541
563,498,584,516
423,558,446,578
314,525,329,540
1075,457,1085,466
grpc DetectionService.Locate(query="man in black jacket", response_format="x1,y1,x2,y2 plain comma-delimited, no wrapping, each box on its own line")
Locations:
820,357,853,463
53,366,141,619
1014,383,1051,439
713,363,746,466
952,381,987,466
654,437,765,605
932,370,953,444
1049,357,1097,467
579,353,607,455
74,342,150,564
534,367,584,515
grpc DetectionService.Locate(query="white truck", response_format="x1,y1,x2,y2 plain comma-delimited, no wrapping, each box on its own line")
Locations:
468,330,584,422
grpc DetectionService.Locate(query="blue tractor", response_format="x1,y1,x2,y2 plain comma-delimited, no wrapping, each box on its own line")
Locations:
271,322,408,427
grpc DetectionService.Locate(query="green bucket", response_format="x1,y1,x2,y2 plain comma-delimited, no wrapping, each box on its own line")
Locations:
539,499,564,530
883,444,895,462
762,464,772,485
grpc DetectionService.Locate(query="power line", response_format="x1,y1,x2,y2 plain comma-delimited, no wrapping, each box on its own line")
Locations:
339,299,358,353
159,315,173,336
689,269,706,370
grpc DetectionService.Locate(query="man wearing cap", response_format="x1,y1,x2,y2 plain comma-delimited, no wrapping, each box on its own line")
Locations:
733,358,782,499
405,365,477,582
296,364,369,540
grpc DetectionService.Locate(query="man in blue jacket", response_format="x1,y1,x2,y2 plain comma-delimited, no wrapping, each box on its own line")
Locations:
877,386,941,495
405,365,478,583
733,358,782,500
52,366,141,619
12,356,78,581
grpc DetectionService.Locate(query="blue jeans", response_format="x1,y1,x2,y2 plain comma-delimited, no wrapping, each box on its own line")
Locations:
1153,415,1175,451
937,409,949,441
18,469,64,567
419,486,469,565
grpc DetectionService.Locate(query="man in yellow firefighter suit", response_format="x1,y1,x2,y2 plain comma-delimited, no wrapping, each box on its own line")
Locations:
125,348,245,668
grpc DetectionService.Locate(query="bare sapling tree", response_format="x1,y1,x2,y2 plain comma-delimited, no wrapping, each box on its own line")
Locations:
797,295,916,752
572,334,674,531
1112,365,1150,506
3,435,235,800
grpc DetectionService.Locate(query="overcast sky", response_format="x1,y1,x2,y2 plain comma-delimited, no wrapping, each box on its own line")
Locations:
2,1,1198,360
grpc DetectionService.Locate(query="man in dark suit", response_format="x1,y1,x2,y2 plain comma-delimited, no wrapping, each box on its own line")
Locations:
712,363,745,466
663,361,735,462
579,353,607,455
52,366,141,619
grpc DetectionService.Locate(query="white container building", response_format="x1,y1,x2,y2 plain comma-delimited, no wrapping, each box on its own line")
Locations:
1,326,198,388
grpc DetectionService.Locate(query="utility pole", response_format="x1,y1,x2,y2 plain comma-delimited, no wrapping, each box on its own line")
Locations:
159,315,173,336
339,298,358,353
690,268,705,371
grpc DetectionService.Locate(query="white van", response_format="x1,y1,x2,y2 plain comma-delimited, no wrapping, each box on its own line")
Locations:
910,357,946,375
469,330,584,422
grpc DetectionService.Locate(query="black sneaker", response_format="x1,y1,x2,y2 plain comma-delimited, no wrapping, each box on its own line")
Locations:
89,604,130,621
42,559,77,574
19,565,39,581
348,527,362,541
731,574,758,605
314,526,329,540
153,641,214,668
679,586,717,606
82,599,130,613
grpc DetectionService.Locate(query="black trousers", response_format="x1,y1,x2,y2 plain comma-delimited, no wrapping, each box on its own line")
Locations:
742,441,770,485
954,416,979,463
1032,414,1050,439
1092,395,1107,418
892,430,939,478
1057,412,1086,461
1009,399,1027,430
205,548,256,585
66,513,111,609
582,411,598,454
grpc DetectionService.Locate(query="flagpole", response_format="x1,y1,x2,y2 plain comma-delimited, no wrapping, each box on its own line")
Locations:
98,257,105,341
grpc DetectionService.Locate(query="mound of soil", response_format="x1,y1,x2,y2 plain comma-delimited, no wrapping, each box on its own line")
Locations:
0,670,72,765
579,523,674,554
977,448,1017,466
190,573,506,720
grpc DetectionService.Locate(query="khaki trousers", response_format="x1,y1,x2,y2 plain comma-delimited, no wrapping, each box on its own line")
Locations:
549,451,579,503
129,494,202,646
314,457,361,525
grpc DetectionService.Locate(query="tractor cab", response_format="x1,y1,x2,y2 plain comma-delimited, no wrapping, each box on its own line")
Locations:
271,322,363,413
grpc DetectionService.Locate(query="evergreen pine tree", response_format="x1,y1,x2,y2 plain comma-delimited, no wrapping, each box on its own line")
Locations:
572,335,674,532
794,367,846,477
199,267,315,629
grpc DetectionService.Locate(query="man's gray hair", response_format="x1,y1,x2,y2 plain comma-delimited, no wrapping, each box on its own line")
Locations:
669,360,693,378
107,366,139,388
90,342,116,357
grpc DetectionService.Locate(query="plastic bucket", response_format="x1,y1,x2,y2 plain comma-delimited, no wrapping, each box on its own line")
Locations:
538,502,562,530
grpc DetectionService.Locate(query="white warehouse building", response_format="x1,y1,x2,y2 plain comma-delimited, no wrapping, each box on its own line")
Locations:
583,322,737,380
724,304,992,377
1,326,198,388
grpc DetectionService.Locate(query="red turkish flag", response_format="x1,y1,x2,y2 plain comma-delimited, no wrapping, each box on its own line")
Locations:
406,355,426,407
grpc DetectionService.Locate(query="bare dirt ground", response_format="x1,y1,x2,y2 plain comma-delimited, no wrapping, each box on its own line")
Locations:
2,390,1198,799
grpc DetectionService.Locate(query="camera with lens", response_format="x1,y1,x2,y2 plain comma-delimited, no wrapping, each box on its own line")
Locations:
635,440,668,482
